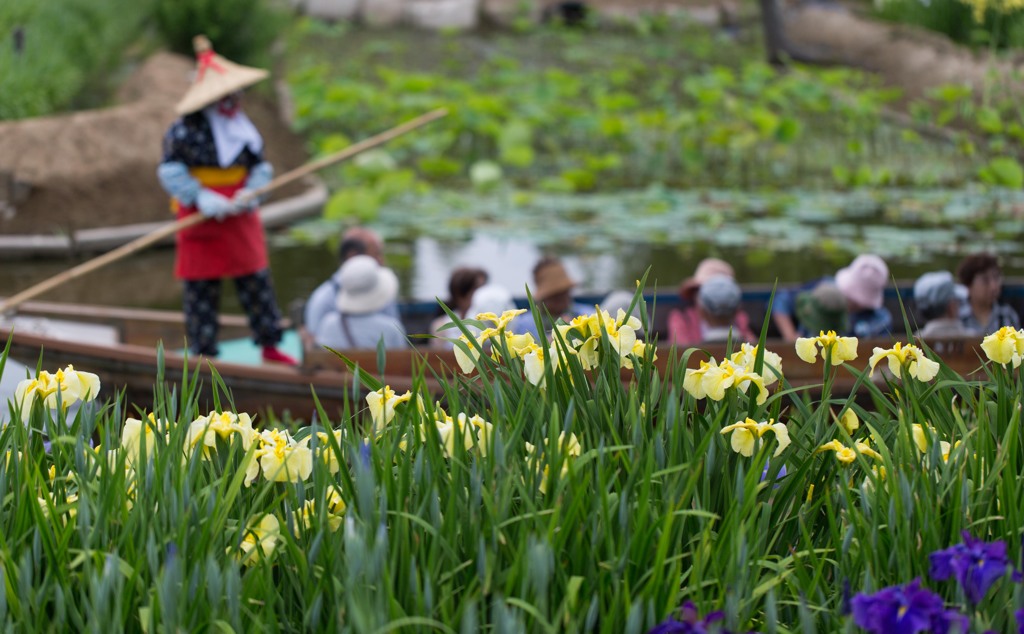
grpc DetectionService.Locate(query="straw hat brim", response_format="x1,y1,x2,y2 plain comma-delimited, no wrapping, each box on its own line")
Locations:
175,56,269,115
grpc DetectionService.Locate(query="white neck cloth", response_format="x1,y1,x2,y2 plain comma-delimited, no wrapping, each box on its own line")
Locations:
204,106,263,168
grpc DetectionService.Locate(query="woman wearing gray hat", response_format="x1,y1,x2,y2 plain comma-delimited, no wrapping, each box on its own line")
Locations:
913,271,970,339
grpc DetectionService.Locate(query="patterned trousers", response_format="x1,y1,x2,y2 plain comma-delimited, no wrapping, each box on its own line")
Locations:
182,269,284,356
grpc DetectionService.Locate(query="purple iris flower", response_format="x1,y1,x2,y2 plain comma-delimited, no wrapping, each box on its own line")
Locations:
1016,608,1024,634
929,532,1018,604
759,461,787,483
649,601,726,634
851,579,966,634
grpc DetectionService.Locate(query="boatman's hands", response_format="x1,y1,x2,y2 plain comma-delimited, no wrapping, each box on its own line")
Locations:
232,162,274,212
196,189,243,220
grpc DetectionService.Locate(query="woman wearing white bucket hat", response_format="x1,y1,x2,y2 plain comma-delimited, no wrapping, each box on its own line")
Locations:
313,256,409,350
156,35,295,365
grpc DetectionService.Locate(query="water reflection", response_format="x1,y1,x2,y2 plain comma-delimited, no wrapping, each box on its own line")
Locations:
411,235,621,302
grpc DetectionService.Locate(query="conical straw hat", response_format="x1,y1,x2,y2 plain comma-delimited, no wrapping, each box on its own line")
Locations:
175,35,269,115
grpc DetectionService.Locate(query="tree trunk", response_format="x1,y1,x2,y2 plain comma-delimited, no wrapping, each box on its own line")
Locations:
759,0,787,66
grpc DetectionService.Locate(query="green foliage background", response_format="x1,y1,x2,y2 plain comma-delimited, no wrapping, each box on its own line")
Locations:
878,0,1024,49
154,0,280,65
0,0,152,119
0,0,280,120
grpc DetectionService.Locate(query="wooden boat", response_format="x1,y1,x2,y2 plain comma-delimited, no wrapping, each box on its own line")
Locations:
2,291,997,419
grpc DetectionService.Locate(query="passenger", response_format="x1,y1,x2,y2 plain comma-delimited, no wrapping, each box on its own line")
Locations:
599,289,645,338
834,254,893,339
793,281,848,337
467,283,517,318
511,257,590,340
304,227,396,343
313,255,408,350
429,267,488,350
696,276,746,343
461,283,518,345
957,253,1019,335
911,271,971,338
667,258,755,347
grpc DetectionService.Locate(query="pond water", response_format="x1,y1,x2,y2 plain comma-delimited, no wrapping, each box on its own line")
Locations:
4,187,1024,315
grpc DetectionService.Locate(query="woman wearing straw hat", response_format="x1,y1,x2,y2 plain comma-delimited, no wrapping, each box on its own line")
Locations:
511,257,590,340
156,36,296,365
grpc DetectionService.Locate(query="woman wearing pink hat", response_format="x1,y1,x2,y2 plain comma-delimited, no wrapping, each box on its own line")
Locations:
772,254,893,341
834,254,893,338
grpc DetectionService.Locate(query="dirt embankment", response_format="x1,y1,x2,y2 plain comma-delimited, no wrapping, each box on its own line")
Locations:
0,52,308,237
784,5,1019,99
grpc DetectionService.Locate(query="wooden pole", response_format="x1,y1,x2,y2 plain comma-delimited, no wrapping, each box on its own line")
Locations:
0,108,448,315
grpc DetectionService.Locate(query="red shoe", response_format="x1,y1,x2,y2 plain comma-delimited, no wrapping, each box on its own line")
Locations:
262,346,298,366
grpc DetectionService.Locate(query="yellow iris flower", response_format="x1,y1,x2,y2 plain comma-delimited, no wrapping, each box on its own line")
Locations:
454,309,529,374
911,423,933,453
315,429,347,474
702,359,770,405
525,433,582,494
237,514,280,566
258,429,313,483
184,411,256,459
720,418,791,457
981,326,1024,367
795,331,858,365
838,409,860,435
556,308,645,371
817,438,882,465
295,486,347,534
475,308,527,330
122,413,171,465
684,358,769,404
366,386,412,435
14,365,101,421
683,360,713,399
868,342,940,382
911,423,959,462
730,343,784,386
422,410,493,458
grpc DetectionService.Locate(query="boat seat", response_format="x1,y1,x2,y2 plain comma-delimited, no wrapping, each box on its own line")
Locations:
1,316,119,346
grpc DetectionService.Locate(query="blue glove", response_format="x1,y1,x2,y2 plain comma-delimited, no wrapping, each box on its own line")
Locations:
234,162,274,210
156,162,200,206
196,189,239,220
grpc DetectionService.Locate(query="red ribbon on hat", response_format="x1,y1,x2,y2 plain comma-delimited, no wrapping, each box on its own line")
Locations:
196,50,226,81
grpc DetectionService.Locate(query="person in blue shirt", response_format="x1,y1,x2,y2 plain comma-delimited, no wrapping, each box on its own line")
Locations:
772,254,892,340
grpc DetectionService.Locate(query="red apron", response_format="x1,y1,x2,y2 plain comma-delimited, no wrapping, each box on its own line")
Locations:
172,166,269,280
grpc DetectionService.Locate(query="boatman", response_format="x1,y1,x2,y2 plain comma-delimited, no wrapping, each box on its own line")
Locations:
156,36,296,365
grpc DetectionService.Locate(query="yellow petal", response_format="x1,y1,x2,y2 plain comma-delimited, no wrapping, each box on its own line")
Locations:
911,424,929,453
909,355,940,382
729,428,756,457
833,337,859,364
839,409,860,435
770,423,791,456
795,338,819,364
